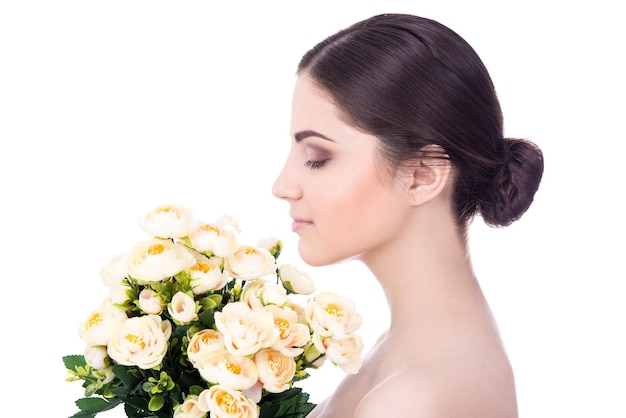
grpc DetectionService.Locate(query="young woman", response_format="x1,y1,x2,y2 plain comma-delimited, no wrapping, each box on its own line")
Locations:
272,13,543,418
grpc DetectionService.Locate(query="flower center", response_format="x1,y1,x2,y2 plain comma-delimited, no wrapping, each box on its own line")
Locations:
191,262,211,273
226,360,242,375
87,313,102,328
125,333,146,349
275,318,289,338
216,392,237,414
245,247,257,255
268,352,281,372
201,331,220,344
201,224,220,234
325,304,344,317
147,243,165,255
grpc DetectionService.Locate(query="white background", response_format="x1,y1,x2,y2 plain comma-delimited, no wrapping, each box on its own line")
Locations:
1,1,624,417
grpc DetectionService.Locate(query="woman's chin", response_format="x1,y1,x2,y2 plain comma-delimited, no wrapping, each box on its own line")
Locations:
297,241,357,267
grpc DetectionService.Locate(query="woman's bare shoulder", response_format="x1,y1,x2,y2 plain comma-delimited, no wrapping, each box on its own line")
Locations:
354,362,517,418
354,367,442,418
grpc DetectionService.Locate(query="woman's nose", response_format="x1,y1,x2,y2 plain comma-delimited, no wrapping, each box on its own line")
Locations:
272,160,301,201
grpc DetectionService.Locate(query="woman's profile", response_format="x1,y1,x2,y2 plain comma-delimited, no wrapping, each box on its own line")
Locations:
272,13,543,418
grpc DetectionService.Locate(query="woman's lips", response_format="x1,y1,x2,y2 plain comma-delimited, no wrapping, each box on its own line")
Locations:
291,220,313,232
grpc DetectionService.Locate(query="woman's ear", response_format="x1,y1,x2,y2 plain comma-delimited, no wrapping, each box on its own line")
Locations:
404,145,452,207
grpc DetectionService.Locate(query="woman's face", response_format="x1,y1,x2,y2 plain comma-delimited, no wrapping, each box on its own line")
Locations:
272,75,414,266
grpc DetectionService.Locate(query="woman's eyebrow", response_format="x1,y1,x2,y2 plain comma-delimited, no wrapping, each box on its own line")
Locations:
294,130,336,143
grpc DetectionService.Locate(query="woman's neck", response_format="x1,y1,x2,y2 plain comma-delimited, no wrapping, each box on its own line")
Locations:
359,198,484,337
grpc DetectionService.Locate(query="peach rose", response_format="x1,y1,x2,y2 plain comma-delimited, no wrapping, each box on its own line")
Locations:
253,348,296,393
197,385,258,418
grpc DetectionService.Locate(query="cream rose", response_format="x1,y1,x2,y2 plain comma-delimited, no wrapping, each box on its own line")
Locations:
196,350,259,391
215,214,240,230
306,291,362,341
107,315,172,369
284,299,308,325
253,348,296,393
278,263,316,295
240,279,287,309
84,346,109,370
138,204,194,239
323,334,364,374
107,281,131,305
168,292,198,324
265,305,310,357
100,252,130,288
187,221,239,258
127,238,196,284
78,300,128,347
173,395,205,418
256,237,283,258
214,302,279,357
256,237,280,252
225,245,276,281
138,289,164,314
100,252,131,304
197,385,258,418
189,253,228,294
187,329,225,366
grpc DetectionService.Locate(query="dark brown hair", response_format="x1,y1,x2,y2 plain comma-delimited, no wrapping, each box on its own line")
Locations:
298,14,543,227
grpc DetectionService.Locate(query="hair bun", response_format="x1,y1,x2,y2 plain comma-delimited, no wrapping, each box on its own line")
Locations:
478,138,544,227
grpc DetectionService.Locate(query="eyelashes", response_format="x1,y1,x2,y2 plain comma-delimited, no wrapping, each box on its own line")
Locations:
304,159,329,170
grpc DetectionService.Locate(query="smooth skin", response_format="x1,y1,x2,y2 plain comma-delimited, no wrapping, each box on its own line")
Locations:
272,74,518,418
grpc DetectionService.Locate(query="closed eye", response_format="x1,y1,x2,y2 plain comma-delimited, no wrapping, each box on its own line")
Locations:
304,159,328,169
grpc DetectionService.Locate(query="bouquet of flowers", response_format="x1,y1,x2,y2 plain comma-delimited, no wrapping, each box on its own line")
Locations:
64,204,363,418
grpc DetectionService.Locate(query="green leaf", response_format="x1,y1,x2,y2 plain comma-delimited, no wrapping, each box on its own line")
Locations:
259,387,316,418
198,307,215,328
148,394,165,411
70,397,122,417
63,354,87,371
113,364,141,388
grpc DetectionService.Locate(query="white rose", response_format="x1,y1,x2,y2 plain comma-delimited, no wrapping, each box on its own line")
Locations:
100,252,130,288
100,252,131,304
240,279,287,309
278,264,316,295
265,305,310,357
214,302,279,357
107,315,172,369
225,245,276,281
107,281,131,305
257,237,280,251
253,348,296,393
196,350,259,391
189,253,228,294
323,334,364,374
306,291,362,341
127,238,196,284
78,299,128,346
197,385,258,418
173,395,205,418
256,237,283,258
138,289,164,314
187,329,225,366
138,204,194,239
284,298,308,325
168,292,198,324
84,346,109,370
215,214,240,230
187,221,239,258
